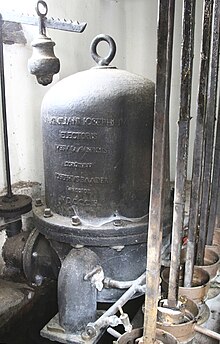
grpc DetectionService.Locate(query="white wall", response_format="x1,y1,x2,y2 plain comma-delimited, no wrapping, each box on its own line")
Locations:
0,0,204,194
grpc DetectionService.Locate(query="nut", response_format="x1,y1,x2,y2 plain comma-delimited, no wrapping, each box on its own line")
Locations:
72,215,81,226
44,208,52,218
35,198,42,207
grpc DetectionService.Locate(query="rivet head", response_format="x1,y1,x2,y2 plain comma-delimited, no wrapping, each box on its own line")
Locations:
71,215,81,226
44,208,52,218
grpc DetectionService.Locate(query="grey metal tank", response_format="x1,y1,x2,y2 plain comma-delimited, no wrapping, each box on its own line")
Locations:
41,35,154,228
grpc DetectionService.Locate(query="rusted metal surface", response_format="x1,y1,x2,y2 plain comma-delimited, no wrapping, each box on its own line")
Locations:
143,0,175,343
162,267,210,304
157,298,198,343
195,247,220,279
197,0,220,265
207,94,220,245
168,0,196,306
116,328,178,344
184,0,214,287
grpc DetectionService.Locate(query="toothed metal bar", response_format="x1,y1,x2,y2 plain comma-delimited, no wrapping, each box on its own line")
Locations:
1,11,87,33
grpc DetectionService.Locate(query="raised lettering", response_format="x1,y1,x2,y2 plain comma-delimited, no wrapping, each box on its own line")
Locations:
64,161,93,169
47,115,124,127
55,144,107,154
59,131,97,140
55,172,109,184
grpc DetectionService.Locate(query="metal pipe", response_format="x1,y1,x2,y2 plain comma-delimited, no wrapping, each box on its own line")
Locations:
184,0,214,287
197,0,220,265
143,0,175,343
103,277,138,289
85,272,146,334
207,93,220,245
107,327,121,339
195,324,220,341
0,16,13,198
168,0,196,306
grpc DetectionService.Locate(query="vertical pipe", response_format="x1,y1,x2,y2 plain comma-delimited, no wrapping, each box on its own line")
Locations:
168,0,196,306
184,0,214,287
0,16,13,198
196,0,220,265
163,0,175,231
143,1,174,342
206,95,220,245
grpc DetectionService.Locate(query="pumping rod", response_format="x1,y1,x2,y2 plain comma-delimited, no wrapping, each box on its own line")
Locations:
197,0,220,265
184,0,214,287
207,94,220,244
168,0,196,306
0,16,13,198
143,0,174,342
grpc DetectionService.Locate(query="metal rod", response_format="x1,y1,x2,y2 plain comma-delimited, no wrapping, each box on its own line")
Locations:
0,16,13,198
207,94,220,245
143,1,175,343
196,0,220,265
1,11,87,33
195,324,220,341
184,0,214,287
163,0,175,230
107,327,121,339
168,0,196,305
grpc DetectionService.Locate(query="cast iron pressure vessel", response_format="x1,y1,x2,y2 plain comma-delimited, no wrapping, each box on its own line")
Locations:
41,34,154,226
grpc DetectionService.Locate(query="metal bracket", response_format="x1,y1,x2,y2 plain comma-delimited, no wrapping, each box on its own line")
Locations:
1,10,87,33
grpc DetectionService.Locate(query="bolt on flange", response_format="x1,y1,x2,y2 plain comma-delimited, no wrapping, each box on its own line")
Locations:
71,215,81,226
44,208,53,218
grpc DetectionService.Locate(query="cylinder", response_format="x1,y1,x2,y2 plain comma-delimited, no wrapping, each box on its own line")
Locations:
42,60,154,226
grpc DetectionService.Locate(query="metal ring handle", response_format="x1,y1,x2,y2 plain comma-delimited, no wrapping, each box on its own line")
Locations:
36,1,48,17
90,34,116,66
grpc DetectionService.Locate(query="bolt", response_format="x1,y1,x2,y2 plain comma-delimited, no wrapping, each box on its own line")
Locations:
44,208,52,218
71,215,81,226
35,198,42,207
113,219,123,227
32,251,38,258
34,274,43,286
